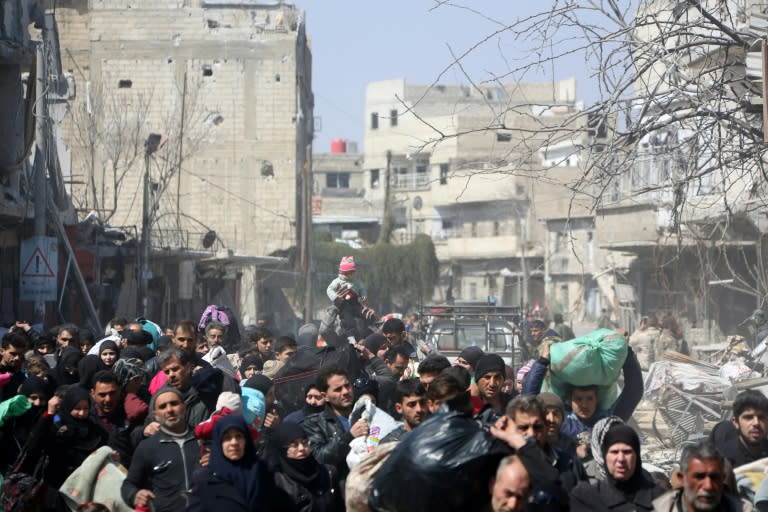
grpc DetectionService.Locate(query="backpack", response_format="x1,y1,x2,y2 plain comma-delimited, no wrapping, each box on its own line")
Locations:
344,442,398,512
1,449,48,512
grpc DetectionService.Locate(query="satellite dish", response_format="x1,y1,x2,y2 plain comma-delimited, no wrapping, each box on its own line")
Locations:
412,195,423,211
202,230,217,248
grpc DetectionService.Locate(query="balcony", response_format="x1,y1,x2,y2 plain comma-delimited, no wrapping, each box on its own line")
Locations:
434,234,543,261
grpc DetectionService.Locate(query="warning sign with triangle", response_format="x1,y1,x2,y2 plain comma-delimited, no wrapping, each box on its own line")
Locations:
22,248,55,277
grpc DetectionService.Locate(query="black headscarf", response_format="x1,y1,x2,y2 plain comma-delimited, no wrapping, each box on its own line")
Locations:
19,375,50,399
209,415,264,510
55,347,84,386
77,355,107,389
98,340,120,367
601,424,648,494
57,385,107,451
273,420,321,487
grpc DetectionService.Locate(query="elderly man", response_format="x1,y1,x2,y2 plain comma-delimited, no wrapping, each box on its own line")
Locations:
653,440,748,512
489,455,531,512
122,387,200,512
570,424,663,512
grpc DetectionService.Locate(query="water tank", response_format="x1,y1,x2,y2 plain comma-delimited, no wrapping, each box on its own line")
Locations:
330,138,347,154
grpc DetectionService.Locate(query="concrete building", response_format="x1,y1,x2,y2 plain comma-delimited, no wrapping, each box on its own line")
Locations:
360,78,589,310
591,0,768,338
56,0,313,327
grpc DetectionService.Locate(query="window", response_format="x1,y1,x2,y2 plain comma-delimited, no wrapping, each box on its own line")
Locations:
493,221,500,237
390,109,398,127
371,112,379,130
470,222,478,237
439,164,448,185
370,169,380,189
516,185,525,195
118,80,132,88
202,65,213,77
497,132,512,142
325,172,350,189
469,282,478,301
391,158,430,189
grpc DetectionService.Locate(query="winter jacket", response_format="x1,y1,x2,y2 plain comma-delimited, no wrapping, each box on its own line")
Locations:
570,476,663,512
121,428,200,512
186,466,283,512
273,465,342,512
303,405,354,479
652,488,752,512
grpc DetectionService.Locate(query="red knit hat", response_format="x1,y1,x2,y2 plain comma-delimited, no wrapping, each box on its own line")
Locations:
339,256,356,273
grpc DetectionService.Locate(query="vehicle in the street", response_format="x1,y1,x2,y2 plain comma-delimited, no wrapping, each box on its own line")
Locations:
421,304,524,368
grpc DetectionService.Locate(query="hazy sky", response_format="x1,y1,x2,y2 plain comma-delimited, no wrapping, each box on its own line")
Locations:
299,1,599,153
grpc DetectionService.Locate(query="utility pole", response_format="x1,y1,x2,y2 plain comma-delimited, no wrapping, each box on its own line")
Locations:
301,144,314,322
139,134,163,317
377,150,393,244
33,41,48,325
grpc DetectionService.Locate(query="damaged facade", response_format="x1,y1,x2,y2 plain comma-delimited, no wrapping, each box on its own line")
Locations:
56,0,313,328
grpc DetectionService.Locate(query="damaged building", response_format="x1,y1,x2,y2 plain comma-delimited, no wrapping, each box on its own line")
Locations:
55,0,314,329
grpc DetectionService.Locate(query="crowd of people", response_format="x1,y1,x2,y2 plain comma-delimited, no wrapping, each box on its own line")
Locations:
0,260,764,511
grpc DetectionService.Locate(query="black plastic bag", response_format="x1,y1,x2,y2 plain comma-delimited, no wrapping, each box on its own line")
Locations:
369,411,506,512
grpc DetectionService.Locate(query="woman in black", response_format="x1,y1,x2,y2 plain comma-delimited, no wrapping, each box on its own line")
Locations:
187,415,275,512
271,421,342,512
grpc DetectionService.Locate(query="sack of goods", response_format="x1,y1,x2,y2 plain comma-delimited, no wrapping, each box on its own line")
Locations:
368,411,506,512
543,328,628,410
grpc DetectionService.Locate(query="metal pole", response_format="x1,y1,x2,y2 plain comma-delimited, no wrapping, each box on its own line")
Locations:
139,152,151,317
33,42,48,325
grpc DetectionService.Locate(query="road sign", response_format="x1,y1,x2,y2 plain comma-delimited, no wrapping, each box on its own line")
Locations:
20,236,58,301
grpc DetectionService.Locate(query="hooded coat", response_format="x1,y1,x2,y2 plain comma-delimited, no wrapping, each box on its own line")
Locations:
186,415,276,512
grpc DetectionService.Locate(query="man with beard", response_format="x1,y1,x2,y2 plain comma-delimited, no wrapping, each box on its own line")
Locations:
475,353,516,426
156,348,211,427
380,378,428,443
0,332,27,401
505,395,587,492
91,371,134,466
303,366,370,481
712,390,768,467
653,441,748,512
122,387,200,512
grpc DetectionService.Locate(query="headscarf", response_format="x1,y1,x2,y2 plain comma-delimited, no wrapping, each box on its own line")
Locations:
209,415,263,510
56,346,84,386
77,355,107,389
57,385,107,450
273,420,321,486
239,355,263,379
112,358,146,389
19,376,50,399
98,340,120,366
590,415,625,480
601,424,646,492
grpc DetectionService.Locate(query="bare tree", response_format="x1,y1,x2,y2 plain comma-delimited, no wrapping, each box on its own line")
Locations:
411,0,768,327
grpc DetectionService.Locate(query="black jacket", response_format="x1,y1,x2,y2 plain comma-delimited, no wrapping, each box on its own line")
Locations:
570,474,664,512
273,465,343,512
303,405,354,479
186,465,283,512
121,428,200,512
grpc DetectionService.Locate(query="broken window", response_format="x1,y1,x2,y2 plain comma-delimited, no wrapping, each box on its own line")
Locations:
370,169,380,189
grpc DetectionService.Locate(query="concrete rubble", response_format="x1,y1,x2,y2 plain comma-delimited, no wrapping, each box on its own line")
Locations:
636,347,764,472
